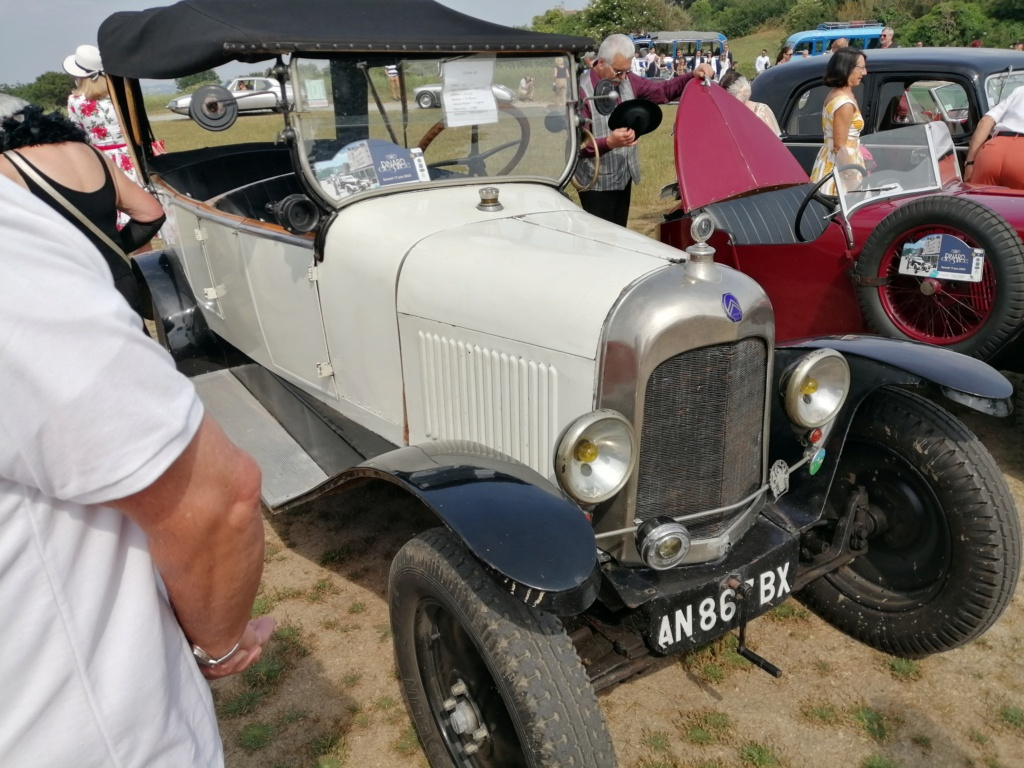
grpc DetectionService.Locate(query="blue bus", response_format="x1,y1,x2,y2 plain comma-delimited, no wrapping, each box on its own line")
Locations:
786,21,885,56
632,30,728,67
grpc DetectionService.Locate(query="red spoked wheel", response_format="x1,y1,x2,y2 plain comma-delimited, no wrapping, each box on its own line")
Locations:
855,196,1024,359
875,224,995,345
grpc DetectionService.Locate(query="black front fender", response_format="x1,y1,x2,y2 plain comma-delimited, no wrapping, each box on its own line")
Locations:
769,335,1011,530
783,335,1012,413
342,440,600,616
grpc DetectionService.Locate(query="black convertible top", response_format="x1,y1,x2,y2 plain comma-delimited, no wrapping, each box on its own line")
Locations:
99,0,593,79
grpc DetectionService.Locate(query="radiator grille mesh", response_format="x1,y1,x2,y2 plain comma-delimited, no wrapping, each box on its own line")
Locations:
636,339,767,538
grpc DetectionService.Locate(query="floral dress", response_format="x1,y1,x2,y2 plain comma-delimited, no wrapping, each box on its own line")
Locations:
68,94,138,226
810,93,864,195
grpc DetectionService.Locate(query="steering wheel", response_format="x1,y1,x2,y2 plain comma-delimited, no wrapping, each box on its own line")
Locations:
794,163,867,242
417,102,531,177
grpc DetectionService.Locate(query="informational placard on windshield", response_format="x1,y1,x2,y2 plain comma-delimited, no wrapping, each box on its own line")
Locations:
441,59,499,128
314,139,430,199
899,234,984,282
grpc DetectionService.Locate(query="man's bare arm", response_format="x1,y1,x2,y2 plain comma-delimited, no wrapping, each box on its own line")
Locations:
111,414,271,676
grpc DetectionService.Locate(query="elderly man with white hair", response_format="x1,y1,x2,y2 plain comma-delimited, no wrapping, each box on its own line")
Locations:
574,33,714,226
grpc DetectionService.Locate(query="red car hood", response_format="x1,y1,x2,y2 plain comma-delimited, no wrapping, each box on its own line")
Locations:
674,79,808,212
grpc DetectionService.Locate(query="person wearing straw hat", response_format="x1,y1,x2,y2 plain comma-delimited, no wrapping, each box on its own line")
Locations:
63,44,140,227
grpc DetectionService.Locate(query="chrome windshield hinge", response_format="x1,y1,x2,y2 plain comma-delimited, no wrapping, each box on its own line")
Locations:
307,266,319,282
194,227,205,241
203,284,226,300
316,362,334,378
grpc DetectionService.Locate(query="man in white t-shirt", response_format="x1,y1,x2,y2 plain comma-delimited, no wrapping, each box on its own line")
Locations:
965,85,1024,188
0,176,274,766
755,49,771,75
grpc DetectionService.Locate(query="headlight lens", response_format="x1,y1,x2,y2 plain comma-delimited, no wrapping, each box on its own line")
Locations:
784,349,850,428
555,410,637,504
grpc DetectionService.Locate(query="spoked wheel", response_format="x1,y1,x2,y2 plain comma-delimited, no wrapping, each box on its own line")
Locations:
855,196,1024,358
798,388,1021,657
390,528,615,768
418,103,531,177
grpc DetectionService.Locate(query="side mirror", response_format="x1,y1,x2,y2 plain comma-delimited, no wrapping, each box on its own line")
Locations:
544,112,568,133
188,84,239,131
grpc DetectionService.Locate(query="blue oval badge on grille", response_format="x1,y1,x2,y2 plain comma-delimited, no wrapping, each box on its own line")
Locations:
722,293,743,323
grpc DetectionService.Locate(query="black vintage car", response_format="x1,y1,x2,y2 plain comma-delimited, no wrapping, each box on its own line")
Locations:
751,47,1024,173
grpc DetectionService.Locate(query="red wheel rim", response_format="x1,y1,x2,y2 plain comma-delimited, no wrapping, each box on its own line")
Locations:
876,225,995,345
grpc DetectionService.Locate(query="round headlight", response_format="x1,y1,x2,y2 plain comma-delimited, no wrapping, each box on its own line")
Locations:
784,349,850,428
637,516,692,570
555,410,637,504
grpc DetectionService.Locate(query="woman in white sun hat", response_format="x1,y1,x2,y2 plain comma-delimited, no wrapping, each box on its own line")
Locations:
63,44,139,227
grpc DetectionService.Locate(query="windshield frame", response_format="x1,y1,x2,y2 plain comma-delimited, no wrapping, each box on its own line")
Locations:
837,121,958,221
288,53,580,210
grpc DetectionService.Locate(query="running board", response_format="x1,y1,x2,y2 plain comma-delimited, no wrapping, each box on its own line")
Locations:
191,366,375,510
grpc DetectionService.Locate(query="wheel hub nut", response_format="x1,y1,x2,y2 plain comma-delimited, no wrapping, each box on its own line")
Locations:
450,681,468,696
449,701,477,734
919,278,941,296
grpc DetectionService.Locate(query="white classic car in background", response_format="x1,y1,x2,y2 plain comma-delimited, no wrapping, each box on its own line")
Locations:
413,82,516,108
167,76,293,115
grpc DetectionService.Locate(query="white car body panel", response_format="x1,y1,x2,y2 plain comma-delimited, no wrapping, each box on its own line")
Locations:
315,184,682,447
165,199,336,398
399,317,597,479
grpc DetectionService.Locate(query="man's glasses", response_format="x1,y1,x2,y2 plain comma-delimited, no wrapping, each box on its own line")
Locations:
610,66,630,76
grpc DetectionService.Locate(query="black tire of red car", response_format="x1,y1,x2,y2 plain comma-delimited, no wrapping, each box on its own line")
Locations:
854,196,1024,360
389,528,616,768
798,387,1021,658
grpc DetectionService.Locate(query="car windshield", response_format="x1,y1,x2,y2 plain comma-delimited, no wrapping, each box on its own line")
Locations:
291,54,576,205
985,71,1024,109
838,122,959,216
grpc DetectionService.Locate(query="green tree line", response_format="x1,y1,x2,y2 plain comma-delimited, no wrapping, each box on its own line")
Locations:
533,0,1024,49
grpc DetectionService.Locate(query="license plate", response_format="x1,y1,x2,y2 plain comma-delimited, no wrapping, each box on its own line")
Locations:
646,552,796,654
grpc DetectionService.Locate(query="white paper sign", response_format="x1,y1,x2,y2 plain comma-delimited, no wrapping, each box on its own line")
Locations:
441,59,498,128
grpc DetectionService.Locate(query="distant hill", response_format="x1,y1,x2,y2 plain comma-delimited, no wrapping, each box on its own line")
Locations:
140,81,177,95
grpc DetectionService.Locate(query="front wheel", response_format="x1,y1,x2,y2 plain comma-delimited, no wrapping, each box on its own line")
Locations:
389,528,615,768
417,91,436,109
799,388,1021,657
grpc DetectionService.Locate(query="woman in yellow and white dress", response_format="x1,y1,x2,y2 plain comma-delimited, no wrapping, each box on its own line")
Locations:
810,47,868,195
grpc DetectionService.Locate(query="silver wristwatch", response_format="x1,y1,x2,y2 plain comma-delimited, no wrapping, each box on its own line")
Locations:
192,640,242,668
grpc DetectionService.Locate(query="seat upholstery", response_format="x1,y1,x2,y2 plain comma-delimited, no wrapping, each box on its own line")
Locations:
705,184,832,245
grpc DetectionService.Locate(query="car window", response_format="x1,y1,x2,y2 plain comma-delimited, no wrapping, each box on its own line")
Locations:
784,83,864,137
875,79,972,137
985,72,1024,109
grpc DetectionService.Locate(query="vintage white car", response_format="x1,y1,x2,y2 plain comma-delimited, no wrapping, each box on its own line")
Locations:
100,1,1019,765
166,76,292,116
413,81,516,109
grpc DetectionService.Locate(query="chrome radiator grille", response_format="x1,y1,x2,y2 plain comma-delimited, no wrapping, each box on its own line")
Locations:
635,339,767,538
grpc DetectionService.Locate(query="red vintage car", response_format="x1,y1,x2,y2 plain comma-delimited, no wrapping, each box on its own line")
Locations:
659,80,1024,375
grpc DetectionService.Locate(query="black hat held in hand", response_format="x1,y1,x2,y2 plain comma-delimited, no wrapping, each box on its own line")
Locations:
608,99,663,137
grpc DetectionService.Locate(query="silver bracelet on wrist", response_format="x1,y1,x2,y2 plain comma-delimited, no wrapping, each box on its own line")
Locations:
192,640,242,667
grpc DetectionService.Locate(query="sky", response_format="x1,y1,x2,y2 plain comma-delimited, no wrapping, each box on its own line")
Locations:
0,0,590,85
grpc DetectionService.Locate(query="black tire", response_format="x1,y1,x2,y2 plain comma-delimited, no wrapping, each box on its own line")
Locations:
854,196,1024,359
389,528,615,768
798,388,1021,657
417,91,436,109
